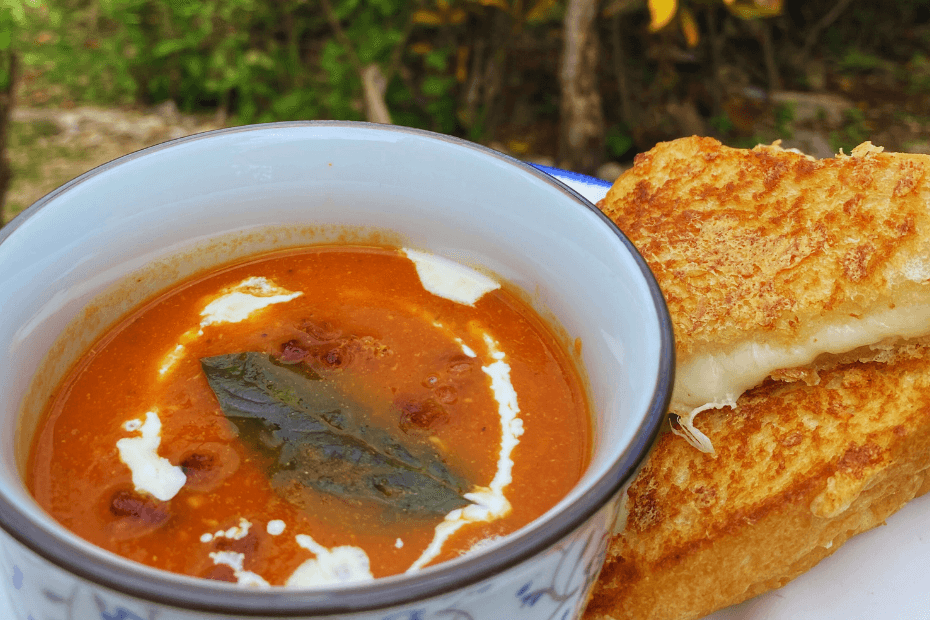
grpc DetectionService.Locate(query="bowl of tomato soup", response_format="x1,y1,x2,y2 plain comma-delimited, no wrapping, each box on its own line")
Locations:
0,122,673,619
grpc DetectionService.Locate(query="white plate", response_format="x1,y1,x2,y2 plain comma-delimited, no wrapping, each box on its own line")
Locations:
543,166,930,620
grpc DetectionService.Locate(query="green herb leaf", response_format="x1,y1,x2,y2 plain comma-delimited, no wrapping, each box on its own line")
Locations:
200,352,472,518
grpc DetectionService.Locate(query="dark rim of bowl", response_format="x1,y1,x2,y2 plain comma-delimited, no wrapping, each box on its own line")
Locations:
0,120,674,615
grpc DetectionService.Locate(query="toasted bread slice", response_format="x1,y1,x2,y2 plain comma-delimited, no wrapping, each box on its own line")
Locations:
583,349,930,620
598,137,930,451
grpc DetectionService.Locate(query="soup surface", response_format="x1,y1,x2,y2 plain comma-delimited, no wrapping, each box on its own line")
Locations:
27,245,590,587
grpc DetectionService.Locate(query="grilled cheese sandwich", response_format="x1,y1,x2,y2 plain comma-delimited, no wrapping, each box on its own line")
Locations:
598,137,930,451
584,348,930,620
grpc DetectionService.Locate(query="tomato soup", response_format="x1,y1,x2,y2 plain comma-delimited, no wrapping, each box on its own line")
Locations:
27,246,590,587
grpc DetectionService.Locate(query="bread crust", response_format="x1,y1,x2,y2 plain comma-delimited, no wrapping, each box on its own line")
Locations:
584,350,930,620
599,137,930,358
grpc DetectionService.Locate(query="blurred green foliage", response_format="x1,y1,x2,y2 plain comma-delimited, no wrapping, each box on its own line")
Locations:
605,124,633,159
0,0,25,91
21,0,450,126
830,107,869,154
773,101,794,139
906,53,930,94
16,0,588,140
18,0,546,133
9,0,930,165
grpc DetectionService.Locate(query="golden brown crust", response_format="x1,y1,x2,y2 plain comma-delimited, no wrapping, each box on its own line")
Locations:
584,349,930,620
598,137,930,358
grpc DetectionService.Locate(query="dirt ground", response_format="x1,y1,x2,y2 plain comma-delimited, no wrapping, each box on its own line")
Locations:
4,83,930,227
2,102,224,225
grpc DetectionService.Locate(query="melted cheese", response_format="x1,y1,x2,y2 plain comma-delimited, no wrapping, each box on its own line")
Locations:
115,410,187,501
675,300,930,452
404,249,500,306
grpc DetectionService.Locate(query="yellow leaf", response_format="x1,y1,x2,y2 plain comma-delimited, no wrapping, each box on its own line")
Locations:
648,0,677,32
456,46,470,83
680,7,699,48
412,9,444,25
472,0,512,11
725,0,783,19
756,0,783,11
526,0,558,22
449,7,468,24
410,42,434,55
507,140,531,155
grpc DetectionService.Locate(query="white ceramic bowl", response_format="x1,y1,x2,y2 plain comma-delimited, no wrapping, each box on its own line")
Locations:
0,122,673,619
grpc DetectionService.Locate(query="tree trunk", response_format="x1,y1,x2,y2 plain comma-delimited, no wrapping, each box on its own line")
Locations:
361,64,391,125
321,0,394,125
757,20,781,92
0,52,16,228
795,0,856,66
558,0,605,175
479,10,513,142
610,12,634,130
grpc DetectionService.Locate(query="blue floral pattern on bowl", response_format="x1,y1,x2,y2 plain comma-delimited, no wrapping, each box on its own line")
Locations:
0,491,620,620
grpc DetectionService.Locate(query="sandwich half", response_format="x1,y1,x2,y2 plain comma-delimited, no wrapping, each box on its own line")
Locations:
584,348,930,620
598,137,930,451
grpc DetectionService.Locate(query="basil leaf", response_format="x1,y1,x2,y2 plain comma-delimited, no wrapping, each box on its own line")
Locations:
200,352,472,517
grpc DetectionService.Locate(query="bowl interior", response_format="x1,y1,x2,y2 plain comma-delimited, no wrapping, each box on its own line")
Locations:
0,122,670,610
